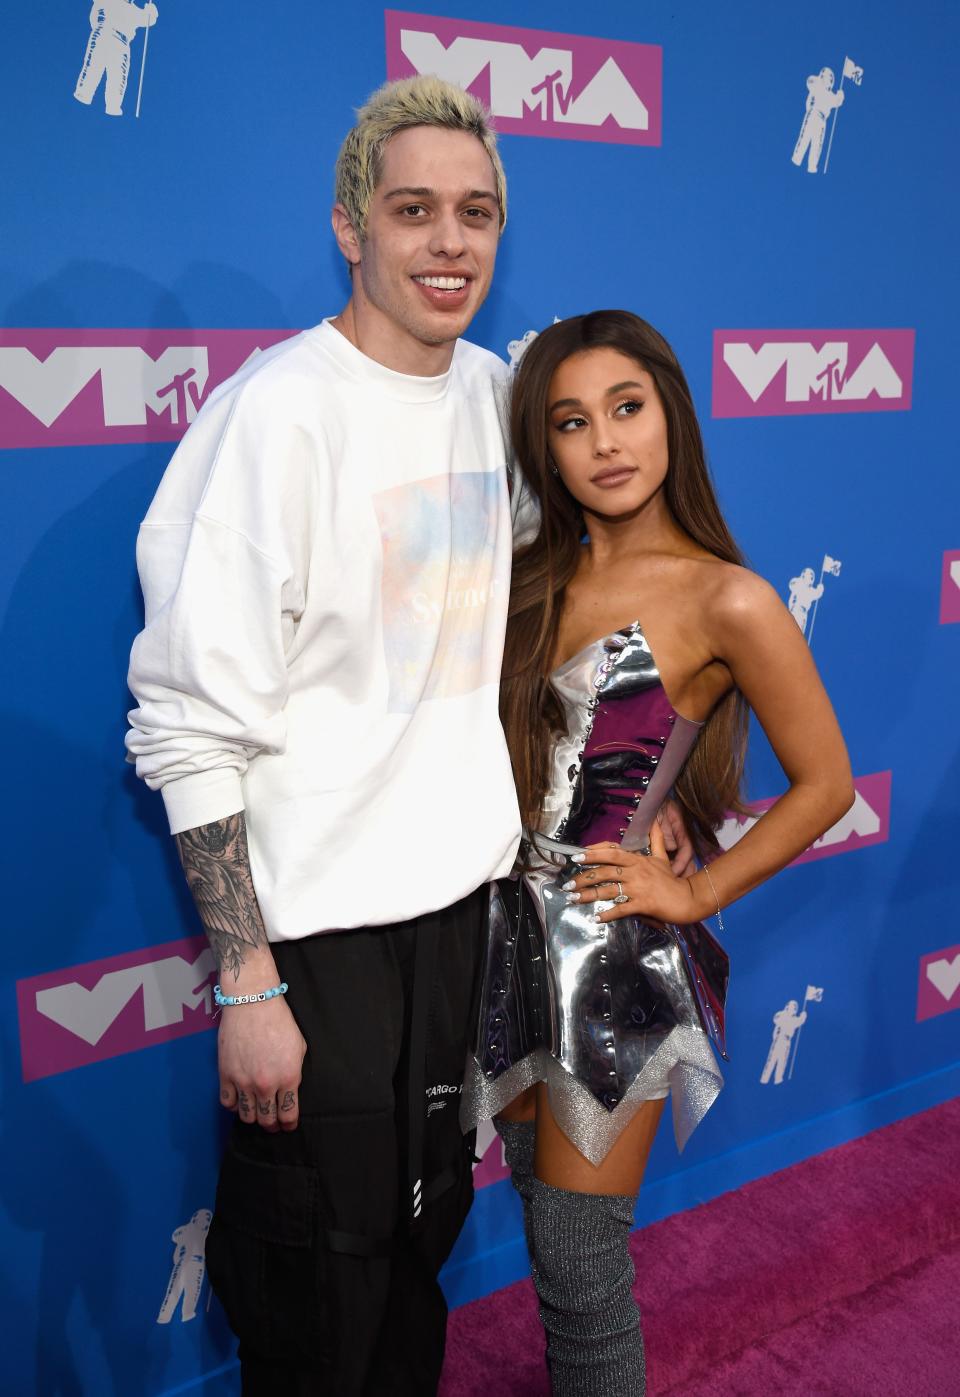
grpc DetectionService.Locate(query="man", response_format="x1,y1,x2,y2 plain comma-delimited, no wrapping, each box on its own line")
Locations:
127,75,524,1395
128,75,692,1393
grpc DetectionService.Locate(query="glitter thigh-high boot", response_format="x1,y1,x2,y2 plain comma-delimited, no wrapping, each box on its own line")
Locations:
528,1176,644,1396
494,1117,536,1255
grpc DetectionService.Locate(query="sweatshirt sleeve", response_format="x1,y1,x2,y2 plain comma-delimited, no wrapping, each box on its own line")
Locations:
125,370,315,836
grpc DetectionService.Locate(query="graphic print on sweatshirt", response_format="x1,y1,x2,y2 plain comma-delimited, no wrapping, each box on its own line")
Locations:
374,470,501,713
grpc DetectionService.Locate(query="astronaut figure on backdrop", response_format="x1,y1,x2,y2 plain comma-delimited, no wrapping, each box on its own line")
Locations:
787,568,824,636
760,1000,808,1086
791,67,844,173
156,1209,212,1324
74,2,159,117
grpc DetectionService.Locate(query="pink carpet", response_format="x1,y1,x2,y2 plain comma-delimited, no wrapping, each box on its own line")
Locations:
440,1097,960,1395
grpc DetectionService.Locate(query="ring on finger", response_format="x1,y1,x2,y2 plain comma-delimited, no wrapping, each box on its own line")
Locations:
614,881,629,906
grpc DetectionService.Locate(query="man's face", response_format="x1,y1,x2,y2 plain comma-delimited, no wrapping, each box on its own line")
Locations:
347,125,501,358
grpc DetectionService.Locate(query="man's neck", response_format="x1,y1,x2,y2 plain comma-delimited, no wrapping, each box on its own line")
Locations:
331,299,457,377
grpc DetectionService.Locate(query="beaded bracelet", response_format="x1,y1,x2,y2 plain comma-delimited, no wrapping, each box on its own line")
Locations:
213,982,289,1007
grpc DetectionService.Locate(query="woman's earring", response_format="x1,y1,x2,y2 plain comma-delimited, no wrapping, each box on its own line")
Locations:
549,462,559,476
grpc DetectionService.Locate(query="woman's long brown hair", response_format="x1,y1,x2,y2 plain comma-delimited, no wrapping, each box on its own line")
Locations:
501,310,749,856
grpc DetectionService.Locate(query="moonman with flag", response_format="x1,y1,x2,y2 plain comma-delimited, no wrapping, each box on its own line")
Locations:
761,999,808,1085
73,1,158,118
791,67,845,173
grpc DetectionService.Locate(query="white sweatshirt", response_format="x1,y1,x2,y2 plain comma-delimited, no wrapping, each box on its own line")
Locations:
126,320,525,940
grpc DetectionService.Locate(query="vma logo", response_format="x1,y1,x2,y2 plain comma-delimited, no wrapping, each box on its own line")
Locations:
0,329,297,450
917,944,960,1023
718,771,891,866
940,550,960,624
17,936,216,1082
472,1117,510,1190
712,330,915,418
385,11,661,146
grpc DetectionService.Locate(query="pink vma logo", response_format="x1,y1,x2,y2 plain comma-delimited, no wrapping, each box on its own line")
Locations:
0,329,298,450
940,551,960,624
385,11,661,146
718,771,891,865
17,936,216,1082
916,944,960,1023
712,330,915,418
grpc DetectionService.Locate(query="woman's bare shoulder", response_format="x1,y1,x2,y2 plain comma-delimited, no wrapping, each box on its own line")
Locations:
696,561,793,639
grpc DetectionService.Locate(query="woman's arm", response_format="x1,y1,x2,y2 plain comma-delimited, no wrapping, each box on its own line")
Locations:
569,569,855,924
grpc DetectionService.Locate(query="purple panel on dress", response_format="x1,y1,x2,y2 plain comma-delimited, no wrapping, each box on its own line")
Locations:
569,684,677,846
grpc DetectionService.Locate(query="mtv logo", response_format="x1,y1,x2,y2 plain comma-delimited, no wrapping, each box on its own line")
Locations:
916,944,960,1022
712,330,915,418
717,771,891,866
0,329,298,450
385,11,662,146
17,936,217,1082
939,551,960,624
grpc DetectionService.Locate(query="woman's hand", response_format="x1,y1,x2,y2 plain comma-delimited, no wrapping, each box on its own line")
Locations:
562,822,712,925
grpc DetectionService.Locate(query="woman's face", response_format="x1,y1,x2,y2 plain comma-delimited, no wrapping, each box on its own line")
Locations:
546,347,669,517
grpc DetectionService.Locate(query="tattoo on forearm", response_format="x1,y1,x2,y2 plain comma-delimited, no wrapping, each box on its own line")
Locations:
175,813,267,982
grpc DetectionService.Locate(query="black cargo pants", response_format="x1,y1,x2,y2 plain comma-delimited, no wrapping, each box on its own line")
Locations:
205,887,487,1396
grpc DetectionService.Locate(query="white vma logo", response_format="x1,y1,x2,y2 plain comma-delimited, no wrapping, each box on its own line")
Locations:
722,342,903,404
792,57,864,175
0,346,210,428
399,30,649,130
761,986,824,1085
74,2,160,118
157,1209,213,1324
787,553,842,644
718,788,881,854
927,955,960,1002
35,949,215,1046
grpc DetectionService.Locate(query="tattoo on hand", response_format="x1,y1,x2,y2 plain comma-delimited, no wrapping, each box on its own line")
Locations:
258,1098,274,1116
238,1090,251,1111
280,1090,296,1112
175,813,267,979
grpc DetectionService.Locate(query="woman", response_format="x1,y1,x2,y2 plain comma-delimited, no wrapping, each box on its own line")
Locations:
461,311,853,1395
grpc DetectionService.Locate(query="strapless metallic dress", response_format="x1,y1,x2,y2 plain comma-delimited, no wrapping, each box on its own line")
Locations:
461,623,729,1165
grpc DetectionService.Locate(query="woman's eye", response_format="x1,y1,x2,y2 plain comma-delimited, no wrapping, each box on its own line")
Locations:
557,415,587,432
616,399,643,416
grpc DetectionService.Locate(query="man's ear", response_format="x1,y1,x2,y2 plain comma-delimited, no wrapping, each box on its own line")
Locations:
331,203,362,269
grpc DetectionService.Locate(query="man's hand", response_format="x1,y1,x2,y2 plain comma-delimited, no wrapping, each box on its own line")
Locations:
658,799,696,879
218,995,307,1133
175,812,306,1131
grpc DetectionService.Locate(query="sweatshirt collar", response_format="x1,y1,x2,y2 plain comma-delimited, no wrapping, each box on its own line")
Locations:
314,317,455,403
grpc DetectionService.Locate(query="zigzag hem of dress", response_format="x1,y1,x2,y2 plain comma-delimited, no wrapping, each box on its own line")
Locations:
460,1025,723,1167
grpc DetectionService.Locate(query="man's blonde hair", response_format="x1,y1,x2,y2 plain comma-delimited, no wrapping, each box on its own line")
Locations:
334,75,507,238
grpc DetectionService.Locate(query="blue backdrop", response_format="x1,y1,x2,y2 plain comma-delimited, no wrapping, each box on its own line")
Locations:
2,3,958,1393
